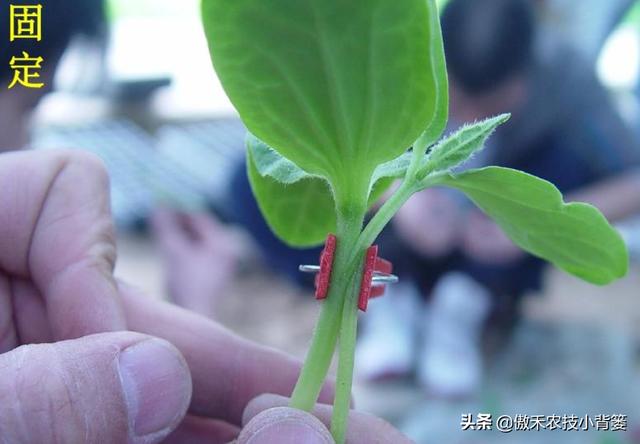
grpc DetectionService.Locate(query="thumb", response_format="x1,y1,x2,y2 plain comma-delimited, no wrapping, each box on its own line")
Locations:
0,332,192,444
237,407,334,444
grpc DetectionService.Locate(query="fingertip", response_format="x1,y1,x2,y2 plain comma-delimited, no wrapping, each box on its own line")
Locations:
241,385,343,427
242,394,290,426
118,337,193,442
238,407,333,444
0,332,192,444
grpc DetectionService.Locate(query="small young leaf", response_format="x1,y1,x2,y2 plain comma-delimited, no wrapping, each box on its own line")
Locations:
368,114,509,189
370,151,413,185
247,147,336,248
202,0,448,202
438,166,628,285
248,133,315,184
421,114,510,177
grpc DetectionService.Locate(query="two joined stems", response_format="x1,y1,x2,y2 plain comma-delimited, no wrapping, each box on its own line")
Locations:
290,146,428,443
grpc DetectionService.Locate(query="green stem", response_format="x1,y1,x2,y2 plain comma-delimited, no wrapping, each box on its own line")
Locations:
290,168,436,438
330,266,362,443
356,179,416,254
290,208,365,411
289,285,343,410
329,173,429,441
357,171,445,254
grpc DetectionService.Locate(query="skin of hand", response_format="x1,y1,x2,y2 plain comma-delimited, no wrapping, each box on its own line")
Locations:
233,394,414,444
0,150,411,444
394,188,463,257
151,208,239,319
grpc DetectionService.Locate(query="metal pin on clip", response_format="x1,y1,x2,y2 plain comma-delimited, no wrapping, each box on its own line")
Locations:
298,265,398,285
299,234,398,312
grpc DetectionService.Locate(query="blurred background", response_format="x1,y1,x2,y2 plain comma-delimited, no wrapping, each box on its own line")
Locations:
1,0,640,443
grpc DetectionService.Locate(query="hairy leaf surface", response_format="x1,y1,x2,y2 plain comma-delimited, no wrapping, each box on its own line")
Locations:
438,167,628,284
422,114,510,176
247,135,397,246
202,0,447,200
247,147,335,248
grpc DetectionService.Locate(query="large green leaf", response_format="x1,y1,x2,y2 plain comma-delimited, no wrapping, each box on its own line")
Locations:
202,0,447,200
247,147,335,248
413,0,449,154
247,134,395,246
437,167,628,285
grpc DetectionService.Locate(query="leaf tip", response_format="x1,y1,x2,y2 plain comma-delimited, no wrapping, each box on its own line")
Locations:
498,113,511,122
489,113,511,127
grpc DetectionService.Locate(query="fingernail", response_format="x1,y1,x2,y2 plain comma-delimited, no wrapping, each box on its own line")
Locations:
247,422,329,444
240,408,333,444
118,339,191,438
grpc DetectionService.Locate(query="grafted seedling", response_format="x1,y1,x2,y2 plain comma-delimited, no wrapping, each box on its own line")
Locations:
201,1,628,442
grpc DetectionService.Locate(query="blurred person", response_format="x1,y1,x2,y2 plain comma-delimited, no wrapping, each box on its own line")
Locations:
0,149,414,444
0,0,105,151
151,208,240,320
535,0,637,63
357,0,640,397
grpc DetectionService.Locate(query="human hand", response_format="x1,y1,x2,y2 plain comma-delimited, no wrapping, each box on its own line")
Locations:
0,280,338,443
0,150,330,443
0,150,410,443
394,188,462,257
462,210,524,264
151,208,239,318
0,150,125,347
233,394,414,444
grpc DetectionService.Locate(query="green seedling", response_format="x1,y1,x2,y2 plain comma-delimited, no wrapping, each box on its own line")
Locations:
201,1,628,442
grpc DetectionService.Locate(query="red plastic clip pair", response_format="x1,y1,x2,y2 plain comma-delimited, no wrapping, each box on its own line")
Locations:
311,234,396,312
358,245,393,311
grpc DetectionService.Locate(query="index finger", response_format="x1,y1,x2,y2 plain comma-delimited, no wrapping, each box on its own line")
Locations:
0,150,125,340
119,284,335,426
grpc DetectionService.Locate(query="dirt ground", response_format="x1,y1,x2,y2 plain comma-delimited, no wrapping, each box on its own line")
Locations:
115,232,640,444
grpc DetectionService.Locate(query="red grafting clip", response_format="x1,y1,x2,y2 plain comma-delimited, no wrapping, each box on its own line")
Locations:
358,247,394,311
370,257,392,299
314,234,337,300
358,246,378,311
309,237,394,309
